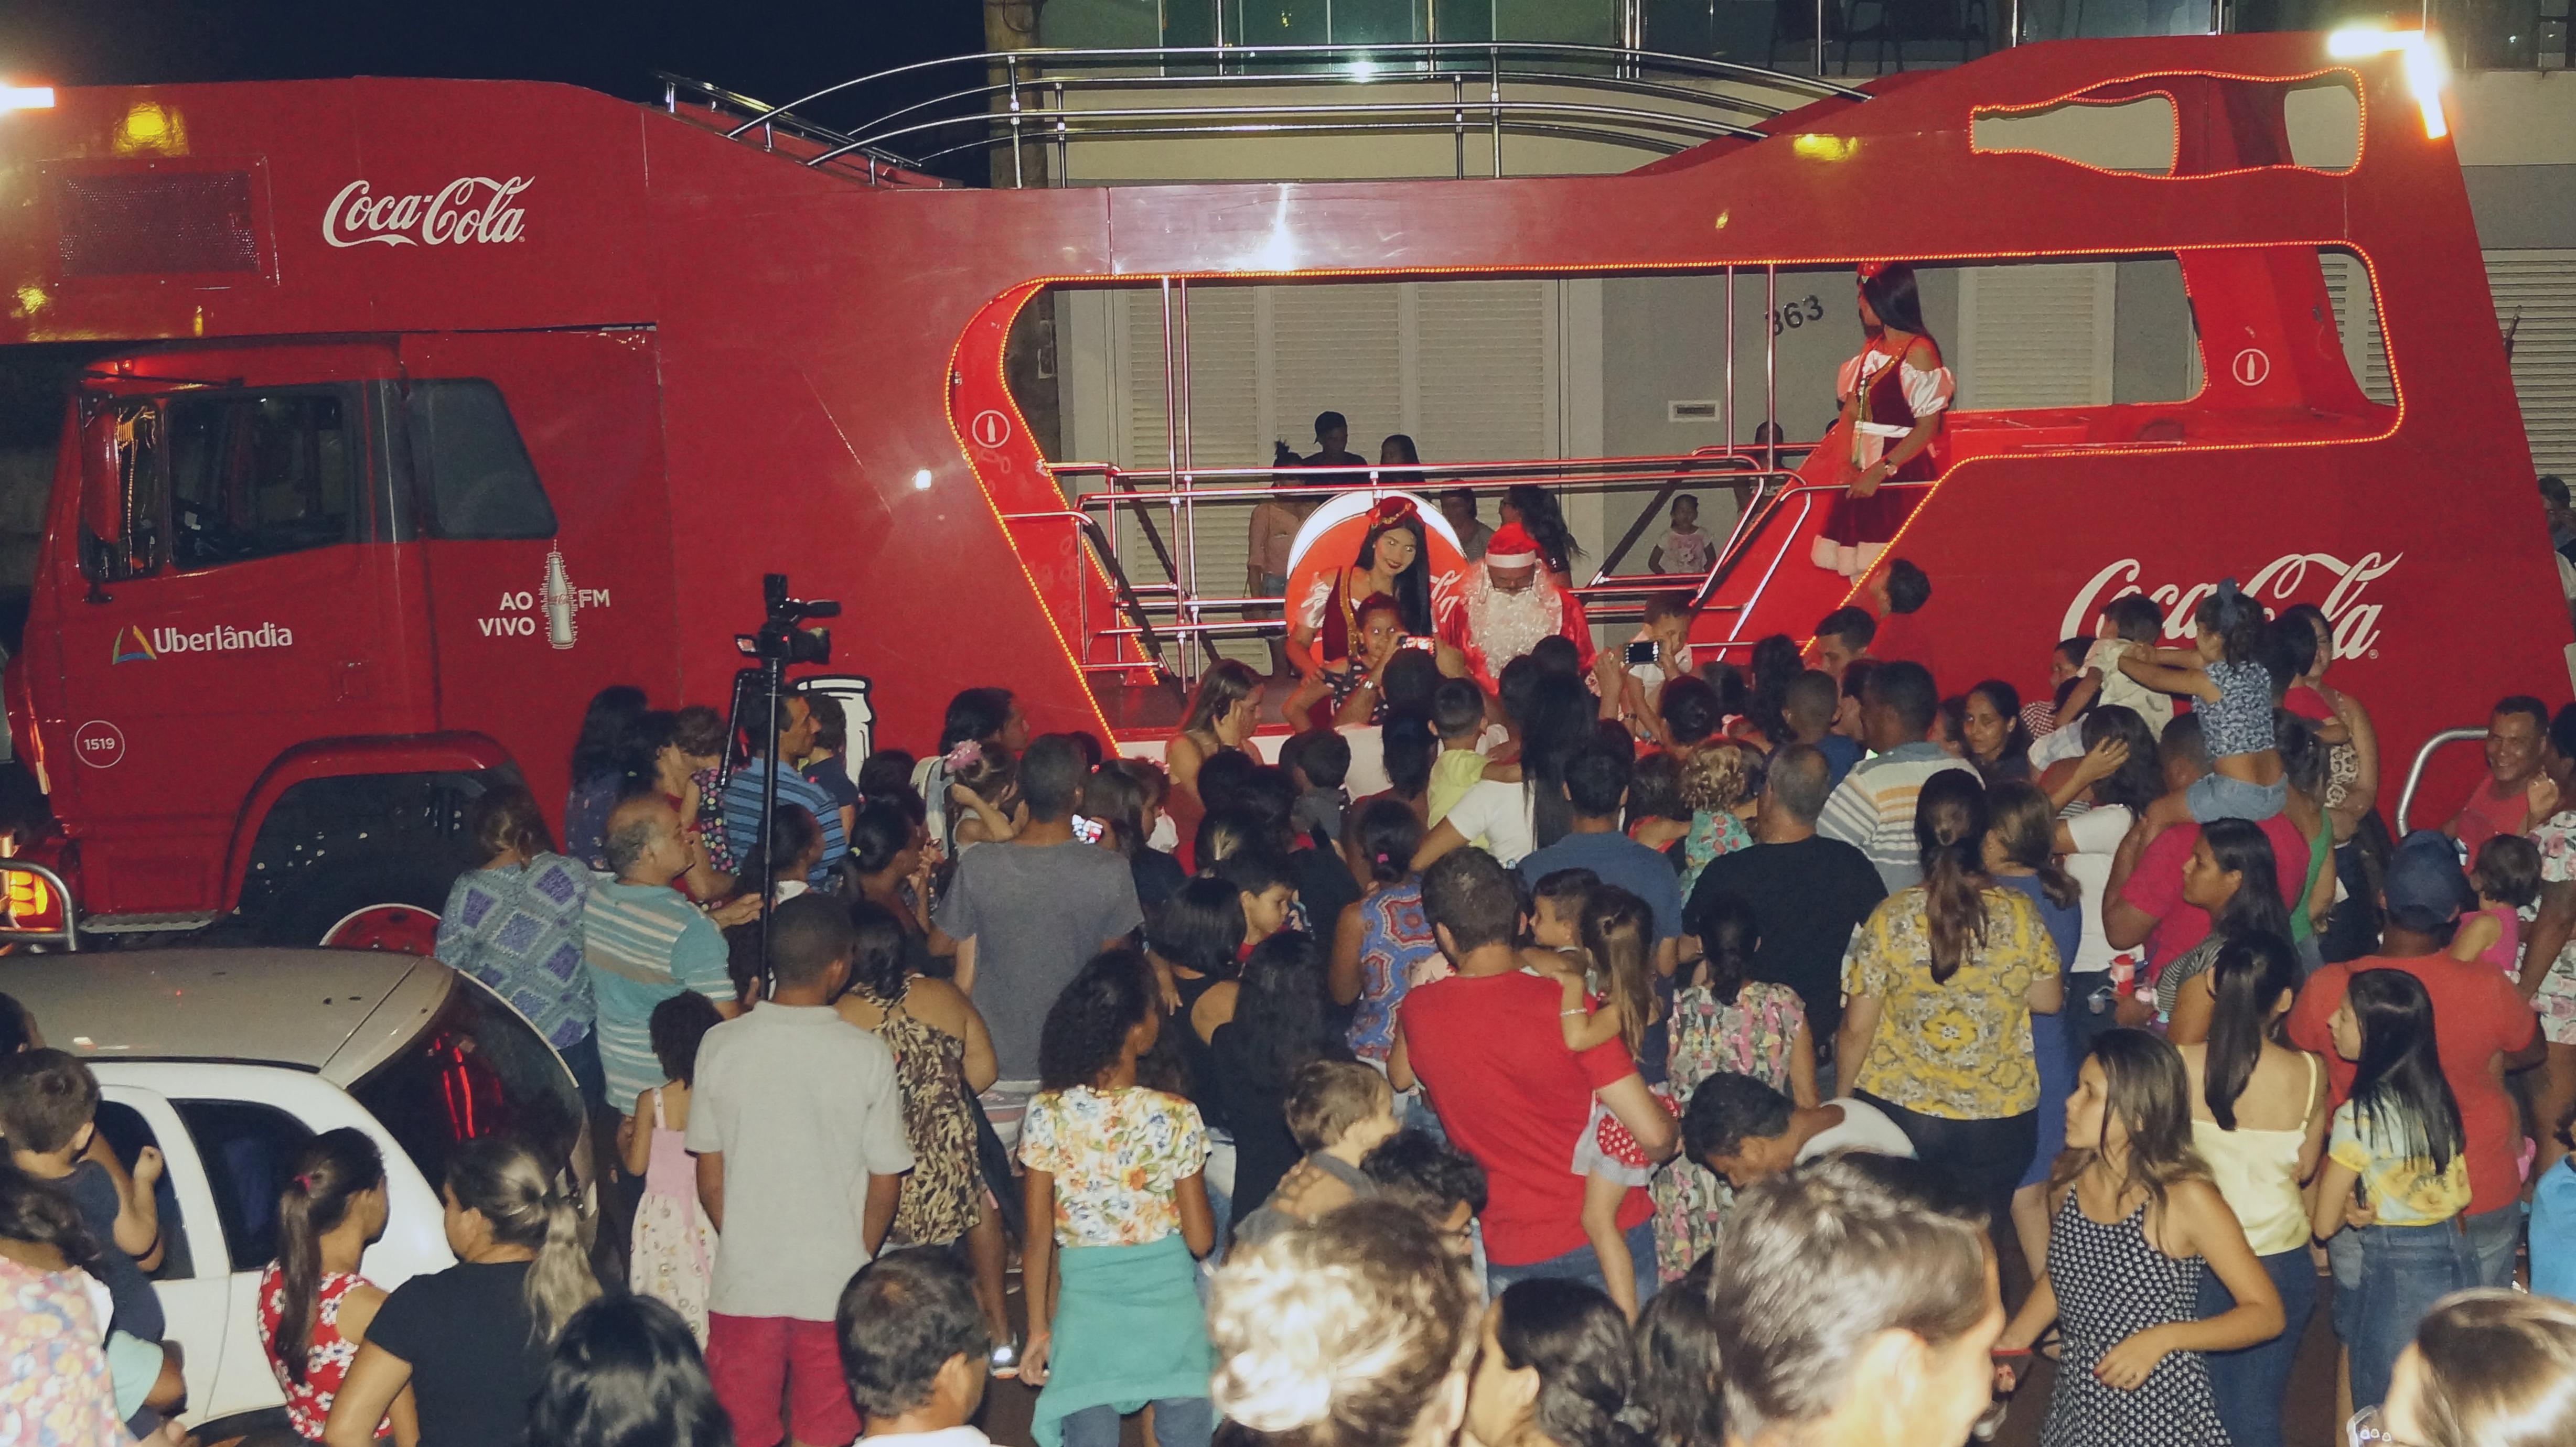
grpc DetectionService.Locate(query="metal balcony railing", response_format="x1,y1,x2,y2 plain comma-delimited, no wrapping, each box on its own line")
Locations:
664,42,1866,186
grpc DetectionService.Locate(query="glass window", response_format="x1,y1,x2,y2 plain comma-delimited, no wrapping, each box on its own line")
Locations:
1336,0,1428,42
1494,0,1619,44
80,400,164,583
166,388,359,569
91,1102,197,1281
1040,0,1164,47
349,971,586,1197
404,380,557,541
171,1099,314,1273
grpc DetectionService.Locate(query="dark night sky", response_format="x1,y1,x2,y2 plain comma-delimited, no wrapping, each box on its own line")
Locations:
0,2,990,169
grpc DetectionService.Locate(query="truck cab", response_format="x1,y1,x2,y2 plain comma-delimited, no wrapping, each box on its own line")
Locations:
8,330,680,944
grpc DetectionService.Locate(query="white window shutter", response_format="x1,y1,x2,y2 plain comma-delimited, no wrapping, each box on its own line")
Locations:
2487,250,2576,476
1414,280,1557,462
1955,263,2115,409
2319,251,2395,407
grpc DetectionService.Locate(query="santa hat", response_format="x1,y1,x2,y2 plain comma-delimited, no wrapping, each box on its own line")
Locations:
1485,522,1540,568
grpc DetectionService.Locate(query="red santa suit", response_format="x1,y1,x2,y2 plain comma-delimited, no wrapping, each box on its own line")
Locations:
1433,522,1595,690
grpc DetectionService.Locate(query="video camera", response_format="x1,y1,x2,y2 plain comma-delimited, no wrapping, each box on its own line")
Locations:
737,572,841,665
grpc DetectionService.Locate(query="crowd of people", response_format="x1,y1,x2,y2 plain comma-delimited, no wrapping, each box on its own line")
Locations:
21,481,2576,1447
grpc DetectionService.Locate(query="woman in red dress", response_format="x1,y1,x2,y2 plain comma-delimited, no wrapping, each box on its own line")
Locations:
1284,497,1433,725
1808,262,1955,578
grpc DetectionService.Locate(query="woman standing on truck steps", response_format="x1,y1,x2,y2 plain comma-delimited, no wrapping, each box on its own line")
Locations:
1808,263,1954,580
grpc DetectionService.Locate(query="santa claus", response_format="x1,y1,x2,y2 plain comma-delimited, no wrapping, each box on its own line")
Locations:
1433,521,1595,689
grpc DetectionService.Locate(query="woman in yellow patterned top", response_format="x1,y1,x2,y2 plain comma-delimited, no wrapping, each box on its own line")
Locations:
1836,770,2062,1225
2310,969,2478,1413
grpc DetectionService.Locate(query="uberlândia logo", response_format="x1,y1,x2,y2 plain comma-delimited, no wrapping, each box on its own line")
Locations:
115,622,295,663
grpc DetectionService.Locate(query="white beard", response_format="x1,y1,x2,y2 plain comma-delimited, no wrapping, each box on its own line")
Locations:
1464,567,1563,669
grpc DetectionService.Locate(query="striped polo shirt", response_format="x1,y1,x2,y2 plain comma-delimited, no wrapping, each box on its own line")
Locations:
581,878,735,1111
1816,741,1978,892
720,757,847,883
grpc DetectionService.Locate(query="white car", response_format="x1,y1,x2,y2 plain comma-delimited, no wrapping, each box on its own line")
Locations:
0,947,588,1433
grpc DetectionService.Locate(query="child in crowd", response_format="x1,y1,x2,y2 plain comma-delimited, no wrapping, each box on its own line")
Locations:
2028,638,2087,739
1359,1128,1488,1259
1228,1061,1400,1250
0,1048,177,1440
2061,593,2174,740
1282,729,1353,849
2122,584,2288,831
1019,950,1217,1447
1426,678,1490,827
1541,887,1665,1319
261,1129,402,1442
1996,1031,2283,1443
2452,834,2541,977
1648,493,1714,577
1214,849,1300,959
2311,970,2480,1408
948,742,1022,850
1529,869,1598,958
622,990,724,1343
1677,742,1755,901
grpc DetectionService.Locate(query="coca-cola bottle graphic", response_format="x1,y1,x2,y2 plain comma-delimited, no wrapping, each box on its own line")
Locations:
543,548,577,649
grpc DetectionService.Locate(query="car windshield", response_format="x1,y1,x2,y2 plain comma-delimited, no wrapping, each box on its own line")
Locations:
348,969,587,1195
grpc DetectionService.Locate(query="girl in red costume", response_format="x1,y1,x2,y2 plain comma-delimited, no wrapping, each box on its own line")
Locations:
1285,497,1434,725
1808,262,1955,578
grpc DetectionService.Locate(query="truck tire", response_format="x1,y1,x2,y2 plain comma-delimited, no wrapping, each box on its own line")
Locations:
255,855,458,951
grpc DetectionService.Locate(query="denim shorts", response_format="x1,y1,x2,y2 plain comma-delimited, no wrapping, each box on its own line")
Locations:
2188,770,2288,825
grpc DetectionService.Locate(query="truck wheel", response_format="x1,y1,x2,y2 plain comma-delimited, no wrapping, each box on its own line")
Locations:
255,857,456,952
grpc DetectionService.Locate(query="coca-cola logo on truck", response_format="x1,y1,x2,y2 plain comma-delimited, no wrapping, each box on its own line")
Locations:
2060,552,2400,661
323,176,530,248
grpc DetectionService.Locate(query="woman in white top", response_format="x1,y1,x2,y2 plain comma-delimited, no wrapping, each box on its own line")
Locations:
2047,707,2165,1045
2176,933,2327,1447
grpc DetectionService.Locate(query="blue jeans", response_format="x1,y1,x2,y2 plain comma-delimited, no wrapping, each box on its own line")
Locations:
2464,1203,2523,1288
2197,1246,2317,1447
2187,771,2287,824
1487,1218,1659,1308
2335,1221,2478,1410
1060,1398,1212,1447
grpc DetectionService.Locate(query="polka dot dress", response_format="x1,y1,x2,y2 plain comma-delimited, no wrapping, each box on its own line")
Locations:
2040,1195,2234,1447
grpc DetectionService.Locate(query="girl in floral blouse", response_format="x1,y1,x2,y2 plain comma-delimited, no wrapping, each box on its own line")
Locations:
1019,949,1218,1447
259,1129,409,1442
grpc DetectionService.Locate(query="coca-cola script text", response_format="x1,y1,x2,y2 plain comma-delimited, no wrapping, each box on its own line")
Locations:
2059,552,2400,661
323,176,530,249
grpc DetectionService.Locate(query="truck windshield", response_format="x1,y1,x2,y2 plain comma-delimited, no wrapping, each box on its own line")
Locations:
348,970,587,1195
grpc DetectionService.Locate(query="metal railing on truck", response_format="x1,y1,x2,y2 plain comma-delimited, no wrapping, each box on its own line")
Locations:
1045,447,1929,683
662,41,1865,186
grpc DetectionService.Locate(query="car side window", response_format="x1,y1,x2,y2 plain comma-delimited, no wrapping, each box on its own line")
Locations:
172,1099,315,1273
404,379,556,540
91,1102,196,1281
165,387,361,569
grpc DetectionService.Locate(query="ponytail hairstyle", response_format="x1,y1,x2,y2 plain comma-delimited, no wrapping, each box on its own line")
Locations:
273,1129,387,1383
1492,1280,1647,1447
2203,932,2299,1132
1519,674,1594,850
2195,579,2266,667
1913,769,1991,984
2199,817,2292,943
469,785,556,865
1577,888,1657,1063
1984,781,2078,909
1682,890,1758,1008
2346,968,2467,1183
1350,797,1425,888
446,1135,600,1347
1380,707,1439,803
1501,485,1582,574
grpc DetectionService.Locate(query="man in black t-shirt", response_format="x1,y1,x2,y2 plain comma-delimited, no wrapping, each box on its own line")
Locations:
1685,745,1885,1089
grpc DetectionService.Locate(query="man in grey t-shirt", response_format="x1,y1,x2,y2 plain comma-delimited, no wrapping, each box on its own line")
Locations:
688,895,913,1447
932,734,1144,1143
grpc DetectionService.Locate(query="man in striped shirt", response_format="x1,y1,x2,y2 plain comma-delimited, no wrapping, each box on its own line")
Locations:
721,693,846,886
584,795,739,1113
1816,660,1974,891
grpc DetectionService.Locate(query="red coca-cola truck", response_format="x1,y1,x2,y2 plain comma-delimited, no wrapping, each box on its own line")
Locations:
0,31,2562,947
